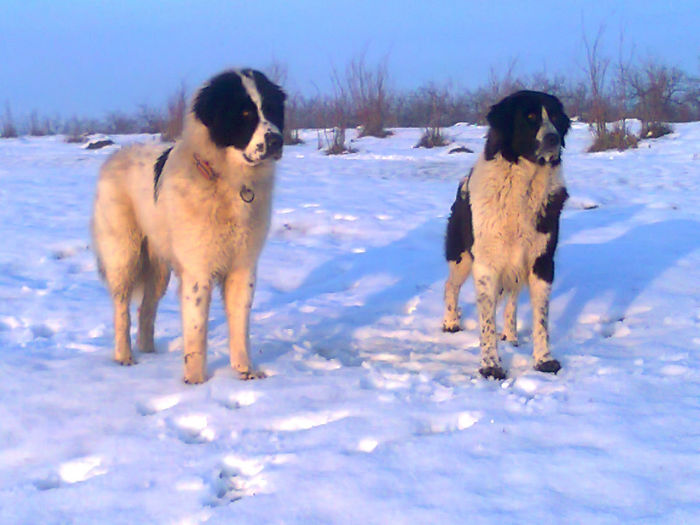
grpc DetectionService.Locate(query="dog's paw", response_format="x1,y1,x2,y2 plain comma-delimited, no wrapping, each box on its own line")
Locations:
238,369,267,381
500,333,519,346
534,359,561,374
115,355,136,366
479,365,507,380
442,321,462,333
183,372,207,385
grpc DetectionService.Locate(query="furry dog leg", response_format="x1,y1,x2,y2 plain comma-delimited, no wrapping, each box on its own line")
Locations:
224,267,265,379
529,272,560,373
442,257,472,332
501,292,518,345
112,293,133,365
180,274,212,384
137,255,170,353
473,264,505,379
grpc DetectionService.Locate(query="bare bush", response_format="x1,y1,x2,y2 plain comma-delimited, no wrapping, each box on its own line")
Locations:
582,27,612,136
161,82,187,142
283,94,304,145
2,103,18,138
414,83,451,148
345,54,392,138
470,60,524,123
138,105,166,134
581,26,637,151
641,121,673,139
104,112,141,134
62,117,100,143
28,111,55,136
628,60,686,136
321,70,355,155
588,122,639,152
415,128,449,148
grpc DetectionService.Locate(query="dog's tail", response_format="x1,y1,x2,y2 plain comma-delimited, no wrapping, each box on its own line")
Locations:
445,173,474,264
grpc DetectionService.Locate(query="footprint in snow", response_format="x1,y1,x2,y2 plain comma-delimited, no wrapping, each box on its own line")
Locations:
218,390,259,410
416,411,481,437
34,456,106,490
169,414,216,444
206,455,272,506
137,393,181,415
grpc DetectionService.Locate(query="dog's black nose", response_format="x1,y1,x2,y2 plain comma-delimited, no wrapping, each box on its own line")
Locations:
265,132,283,153
543,132,560,148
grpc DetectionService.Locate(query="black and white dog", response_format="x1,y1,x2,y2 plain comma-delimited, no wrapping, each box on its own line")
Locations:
442,90,570,379
92,69,285,383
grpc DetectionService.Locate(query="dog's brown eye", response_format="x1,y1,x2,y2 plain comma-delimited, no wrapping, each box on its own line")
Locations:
527,112,537,122
242,110,253,119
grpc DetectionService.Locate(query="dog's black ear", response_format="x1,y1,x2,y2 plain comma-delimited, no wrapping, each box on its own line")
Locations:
193,71,257,149
193,72,246,143
485,96,515,161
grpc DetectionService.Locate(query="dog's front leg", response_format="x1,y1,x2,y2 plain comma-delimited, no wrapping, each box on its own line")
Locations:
501,291,519,345
224,267,265,380
528,272,561,374
472,264,506,379
180,273,212,384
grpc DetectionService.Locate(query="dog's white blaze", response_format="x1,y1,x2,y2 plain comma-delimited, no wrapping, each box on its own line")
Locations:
536,107,558,144
239,71,281,162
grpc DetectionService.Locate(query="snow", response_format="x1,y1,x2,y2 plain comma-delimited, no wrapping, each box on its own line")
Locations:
1,124,700,523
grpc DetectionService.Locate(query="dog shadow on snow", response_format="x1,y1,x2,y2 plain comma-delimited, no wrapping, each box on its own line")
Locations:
259,218,448,366
247,206,699,368
554,206,700,336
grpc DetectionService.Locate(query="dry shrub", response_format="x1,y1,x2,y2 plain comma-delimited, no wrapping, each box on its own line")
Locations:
415,127,449,148
413,83,451,148
104,112,140,134
323,127,357,155
641,122,673,139
138,105,166,134
28,111,55,136
284,94,304,145
322,70,355,155
161,82,187,142
587,123,638,152
346,54,392,138
2,103,18,138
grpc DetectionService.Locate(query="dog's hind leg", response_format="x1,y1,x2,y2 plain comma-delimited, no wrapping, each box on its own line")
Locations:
224,267,265,380
501,291,519,345
442,257,472,332
92,193,142,365
137,243,170,353
473,264,506,379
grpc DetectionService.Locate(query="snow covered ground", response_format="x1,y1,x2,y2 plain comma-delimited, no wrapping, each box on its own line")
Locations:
1,123,699,524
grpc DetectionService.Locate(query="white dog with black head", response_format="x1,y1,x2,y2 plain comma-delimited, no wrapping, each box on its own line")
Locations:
92,69,285,383
442,90,570,380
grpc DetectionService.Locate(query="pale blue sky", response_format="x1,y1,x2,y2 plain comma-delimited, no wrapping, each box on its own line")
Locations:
1,0,698,118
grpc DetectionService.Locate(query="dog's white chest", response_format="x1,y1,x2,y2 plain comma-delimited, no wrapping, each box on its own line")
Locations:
469,157,553,288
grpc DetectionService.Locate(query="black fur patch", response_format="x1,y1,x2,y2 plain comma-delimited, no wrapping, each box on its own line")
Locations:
533,187,569,283
247,69,286,133
445,173,474,264
153,146,173,201
193,71,258,149
485,90,570,163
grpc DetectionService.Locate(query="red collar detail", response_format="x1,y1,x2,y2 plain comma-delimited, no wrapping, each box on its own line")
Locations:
193,153,218,181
